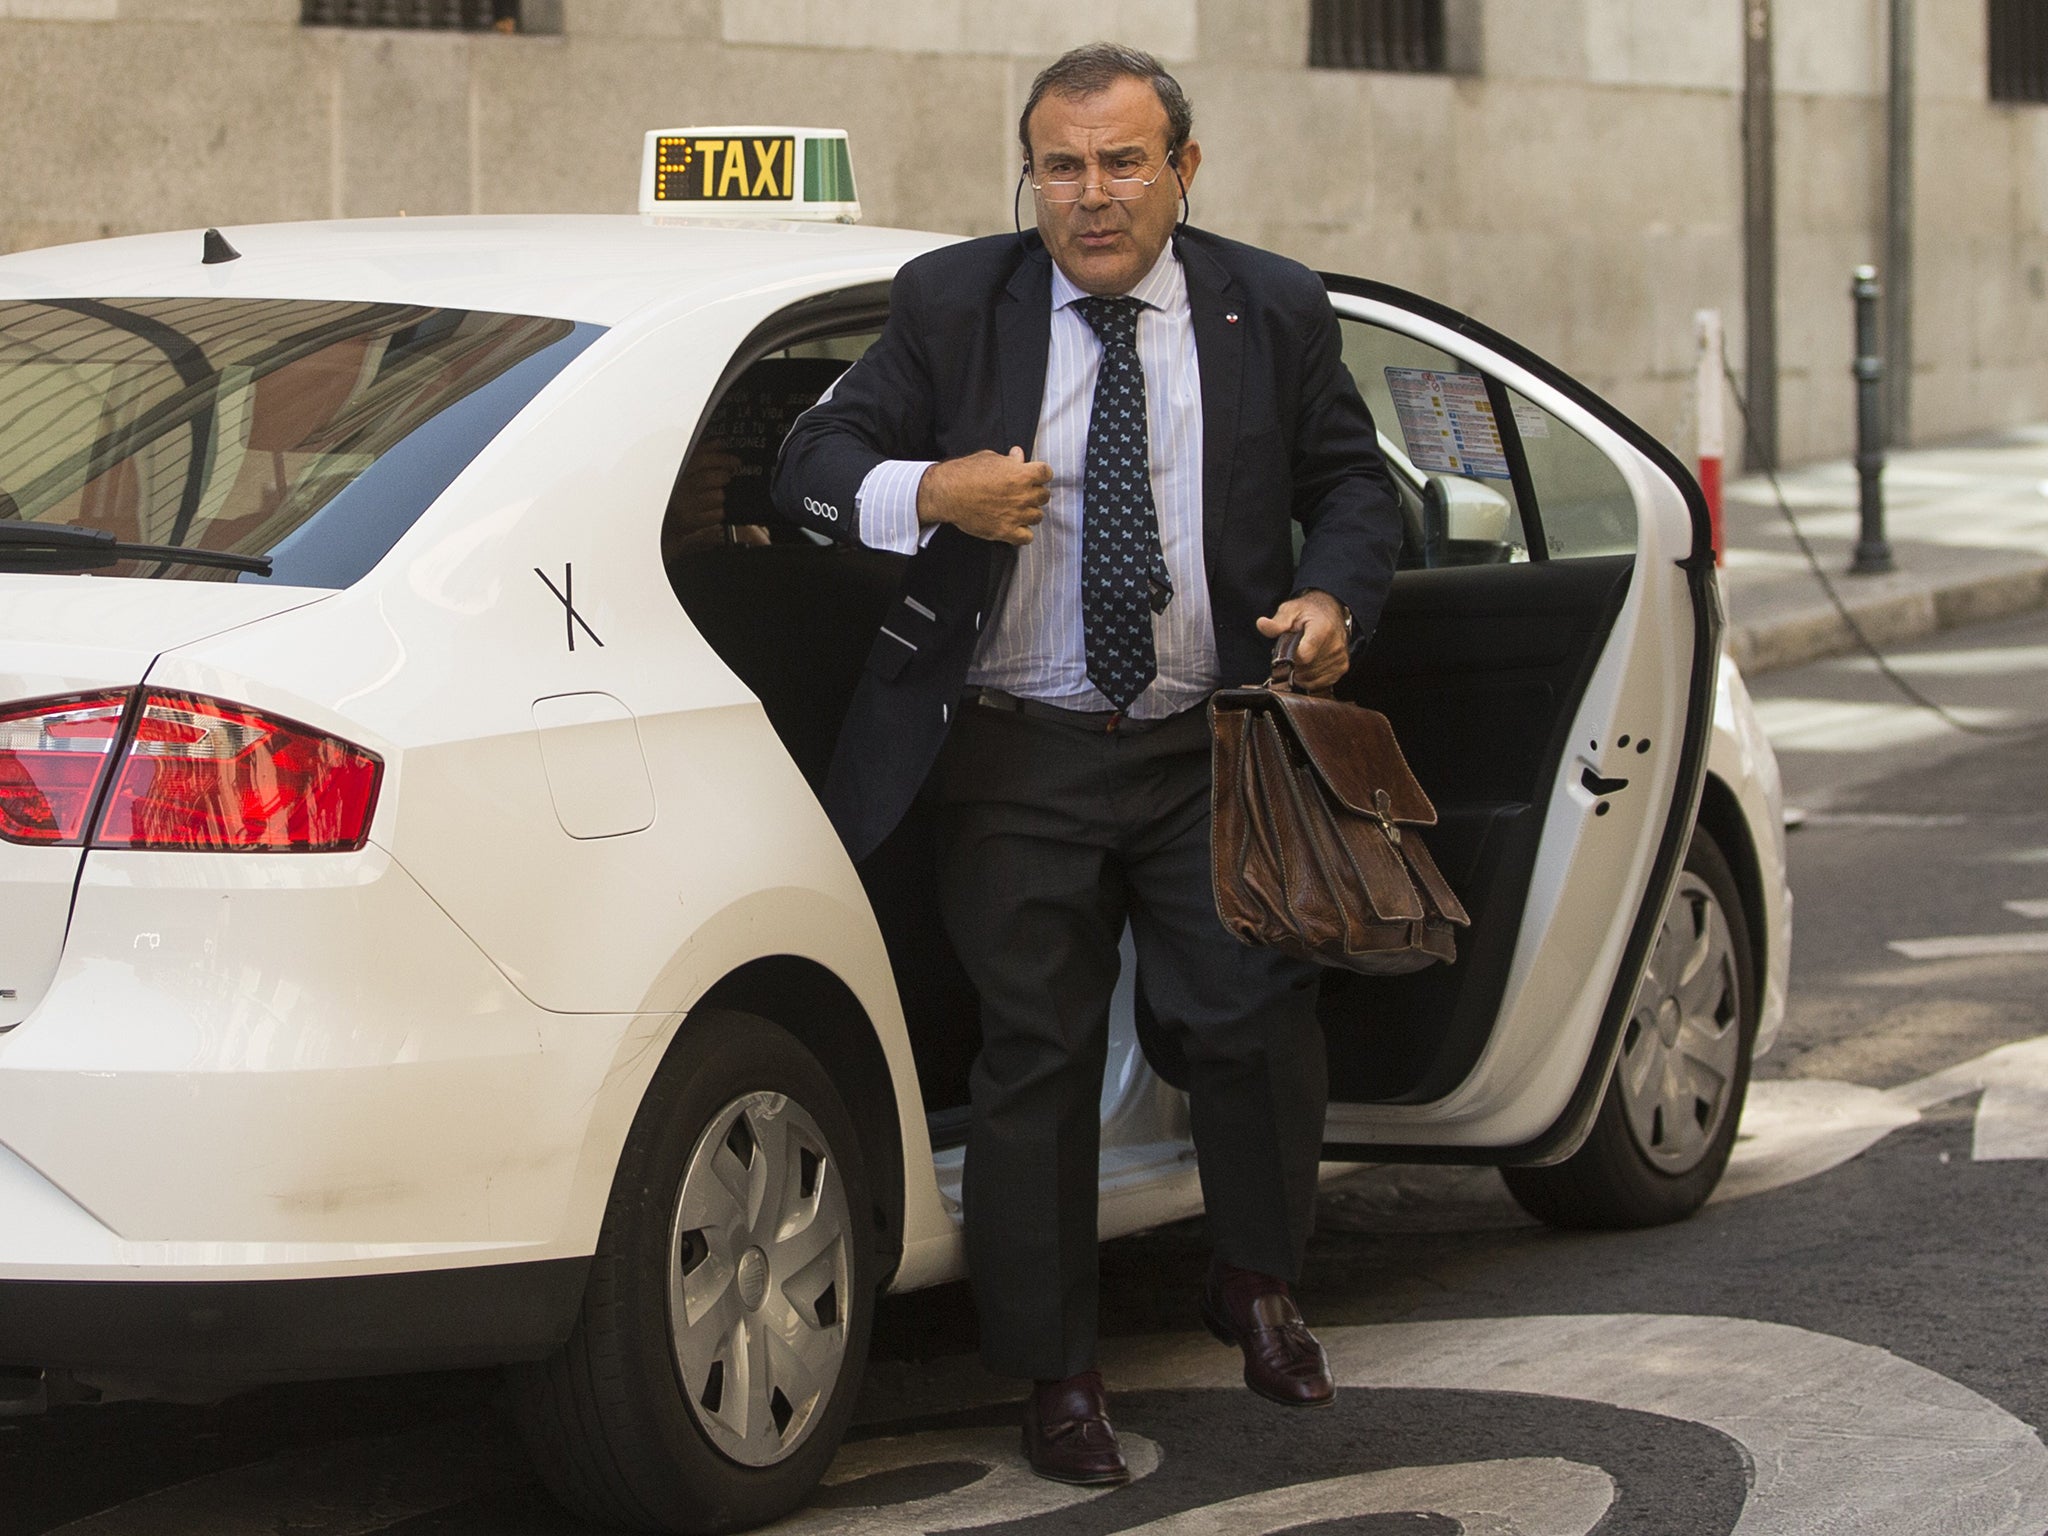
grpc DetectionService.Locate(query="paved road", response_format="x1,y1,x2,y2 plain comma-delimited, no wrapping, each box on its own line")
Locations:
6,614,2048,1534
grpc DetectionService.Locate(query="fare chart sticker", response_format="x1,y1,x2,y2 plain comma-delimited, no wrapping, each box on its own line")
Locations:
1385,367,1512,479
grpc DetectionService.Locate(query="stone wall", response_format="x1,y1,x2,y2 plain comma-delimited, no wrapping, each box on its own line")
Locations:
1,0,2043,462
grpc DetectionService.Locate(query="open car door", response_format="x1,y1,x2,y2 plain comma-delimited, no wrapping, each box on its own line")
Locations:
1314,278,1722,1167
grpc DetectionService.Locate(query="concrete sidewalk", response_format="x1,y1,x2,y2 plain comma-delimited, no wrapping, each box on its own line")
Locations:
1717,425,2048,675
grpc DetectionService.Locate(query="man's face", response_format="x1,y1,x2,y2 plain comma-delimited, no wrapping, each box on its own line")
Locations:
1026,76,1202,297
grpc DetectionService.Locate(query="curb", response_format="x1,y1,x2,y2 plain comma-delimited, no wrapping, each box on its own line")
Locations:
1726,564,2048,676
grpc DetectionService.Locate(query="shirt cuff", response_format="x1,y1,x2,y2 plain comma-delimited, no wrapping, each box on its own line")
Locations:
855,460,940,554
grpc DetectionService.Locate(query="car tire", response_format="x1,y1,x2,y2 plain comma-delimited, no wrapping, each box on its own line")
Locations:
1501,826,1757,1231
509,1008,875,1534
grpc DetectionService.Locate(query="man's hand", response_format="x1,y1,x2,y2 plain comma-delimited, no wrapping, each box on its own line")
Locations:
917,447,1051,545
1256,589,1352,691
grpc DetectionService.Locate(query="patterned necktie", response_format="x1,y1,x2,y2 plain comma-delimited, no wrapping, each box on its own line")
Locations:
1074,295,1171,711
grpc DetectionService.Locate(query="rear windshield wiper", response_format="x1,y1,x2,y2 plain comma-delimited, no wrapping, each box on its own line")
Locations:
0,521,272,576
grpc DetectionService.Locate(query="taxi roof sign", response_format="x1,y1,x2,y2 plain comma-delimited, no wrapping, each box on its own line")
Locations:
638,127,860,222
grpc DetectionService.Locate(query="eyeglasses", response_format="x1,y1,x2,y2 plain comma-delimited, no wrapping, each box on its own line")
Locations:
1029,163,1173,203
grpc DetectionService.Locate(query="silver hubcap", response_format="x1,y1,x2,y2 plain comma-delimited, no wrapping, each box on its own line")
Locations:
1617,870,1744,1175
668,1090,852,1467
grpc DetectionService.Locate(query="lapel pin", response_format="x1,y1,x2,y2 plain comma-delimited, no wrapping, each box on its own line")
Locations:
1225,312,1239,324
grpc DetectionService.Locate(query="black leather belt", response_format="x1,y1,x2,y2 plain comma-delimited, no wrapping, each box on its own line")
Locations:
964,686,1192,735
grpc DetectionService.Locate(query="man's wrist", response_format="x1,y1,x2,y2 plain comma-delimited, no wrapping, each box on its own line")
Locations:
1297,588,1354,645
914,460,949,528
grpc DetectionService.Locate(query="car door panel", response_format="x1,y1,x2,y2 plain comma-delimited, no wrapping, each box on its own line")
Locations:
1319,281,1717,1159
1325,554,1633,1106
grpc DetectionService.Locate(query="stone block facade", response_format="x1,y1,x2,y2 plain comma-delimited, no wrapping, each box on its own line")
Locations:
1,0,2043,462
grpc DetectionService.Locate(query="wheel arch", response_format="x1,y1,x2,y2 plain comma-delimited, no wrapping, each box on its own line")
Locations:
1694,772,1769,1009
692,956,907,1288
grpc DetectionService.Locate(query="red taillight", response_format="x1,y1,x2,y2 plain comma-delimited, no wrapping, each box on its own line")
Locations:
0,689,380,851
0,692,131,845
95,693,381,852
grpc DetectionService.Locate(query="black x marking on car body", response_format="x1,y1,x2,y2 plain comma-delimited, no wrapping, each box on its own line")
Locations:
535,564,604,651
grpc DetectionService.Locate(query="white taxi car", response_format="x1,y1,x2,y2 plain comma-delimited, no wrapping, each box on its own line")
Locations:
0,129,1789,1533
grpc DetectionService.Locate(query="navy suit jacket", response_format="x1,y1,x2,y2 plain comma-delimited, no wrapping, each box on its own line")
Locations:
772,226,1405,862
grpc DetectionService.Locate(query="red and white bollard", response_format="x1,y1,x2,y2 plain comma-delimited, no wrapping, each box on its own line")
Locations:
1695,309,1725,566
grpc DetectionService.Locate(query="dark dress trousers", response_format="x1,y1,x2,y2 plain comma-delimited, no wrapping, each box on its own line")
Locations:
773,226,1405,1379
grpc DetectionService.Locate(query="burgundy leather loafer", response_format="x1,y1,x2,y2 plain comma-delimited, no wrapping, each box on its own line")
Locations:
1022,1369,1131,1485
1200,1264,1336,1407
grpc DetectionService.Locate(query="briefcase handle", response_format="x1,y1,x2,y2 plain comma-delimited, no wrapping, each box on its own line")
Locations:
1267,627,1319,694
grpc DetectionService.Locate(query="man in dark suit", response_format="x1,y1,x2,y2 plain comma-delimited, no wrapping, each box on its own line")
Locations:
774,42,1404,1485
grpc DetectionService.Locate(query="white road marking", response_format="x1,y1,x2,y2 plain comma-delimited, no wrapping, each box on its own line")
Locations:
1892,891,2048,959
1320,1316,2048,1536
1888,932,2048,959
1752,697,2008,754
1721,548,1814,572
1336,1026,2048,1217
778,1428,1163,1534
1727,1030,2048,1188
834,1317,2048,1536
1795,811,1969,828
1974,1085,2048,1160
1118,1459,1614,1536
1893,1033,2048,1161
1831,644,2048,677
1715,1077,1918,1203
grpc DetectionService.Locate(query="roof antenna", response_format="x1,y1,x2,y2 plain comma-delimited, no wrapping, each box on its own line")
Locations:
201,228,241,265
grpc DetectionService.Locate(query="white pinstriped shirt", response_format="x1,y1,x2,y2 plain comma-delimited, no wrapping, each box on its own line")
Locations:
854,244,1218,719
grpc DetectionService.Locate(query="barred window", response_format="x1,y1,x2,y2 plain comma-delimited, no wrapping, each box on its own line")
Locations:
1310,0,1446,73
301,0,530,32
1990,0,2048,104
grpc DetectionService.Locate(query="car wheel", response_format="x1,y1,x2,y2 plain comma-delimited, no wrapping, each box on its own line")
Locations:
510,1008,875,1534
1501,825,1757,1230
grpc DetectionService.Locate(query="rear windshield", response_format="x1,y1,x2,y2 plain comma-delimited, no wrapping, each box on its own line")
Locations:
0,298,601,586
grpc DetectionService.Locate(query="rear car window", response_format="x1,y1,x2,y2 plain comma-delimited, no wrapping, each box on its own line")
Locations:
0,298,601,586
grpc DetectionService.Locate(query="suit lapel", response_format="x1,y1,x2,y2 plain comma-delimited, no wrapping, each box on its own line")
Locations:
985,244,1054,609
1181,234,1244,580
996,246,1054,456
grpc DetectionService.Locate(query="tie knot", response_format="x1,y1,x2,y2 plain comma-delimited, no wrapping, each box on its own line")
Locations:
1075,295,1143,348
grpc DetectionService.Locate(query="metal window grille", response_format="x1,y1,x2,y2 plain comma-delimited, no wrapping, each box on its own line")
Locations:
1990,0,2048,103
301,0,519,31
1310,0,1446,73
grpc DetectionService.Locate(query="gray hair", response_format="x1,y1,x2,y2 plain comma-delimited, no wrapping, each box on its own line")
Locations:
1017,43,1194,169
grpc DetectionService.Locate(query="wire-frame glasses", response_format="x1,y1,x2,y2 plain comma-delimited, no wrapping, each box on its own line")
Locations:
1030,163,1173,203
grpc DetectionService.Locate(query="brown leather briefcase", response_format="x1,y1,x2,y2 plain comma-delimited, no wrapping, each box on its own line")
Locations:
1209,640,1471,974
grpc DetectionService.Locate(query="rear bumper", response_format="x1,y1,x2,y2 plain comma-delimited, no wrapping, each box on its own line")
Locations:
0,1259,588,1381
0,844,646,1277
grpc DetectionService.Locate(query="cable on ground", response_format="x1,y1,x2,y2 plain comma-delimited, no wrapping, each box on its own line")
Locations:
1721,361,2045,741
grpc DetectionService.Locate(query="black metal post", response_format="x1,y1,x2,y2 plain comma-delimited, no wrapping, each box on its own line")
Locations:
1885,0,1915,443
1743,0,1779,471
1850,265,1895,574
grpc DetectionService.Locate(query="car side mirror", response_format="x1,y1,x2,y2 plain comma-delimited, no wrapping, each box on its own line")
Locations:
1423,473,1520,566
1420,476,1451,568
